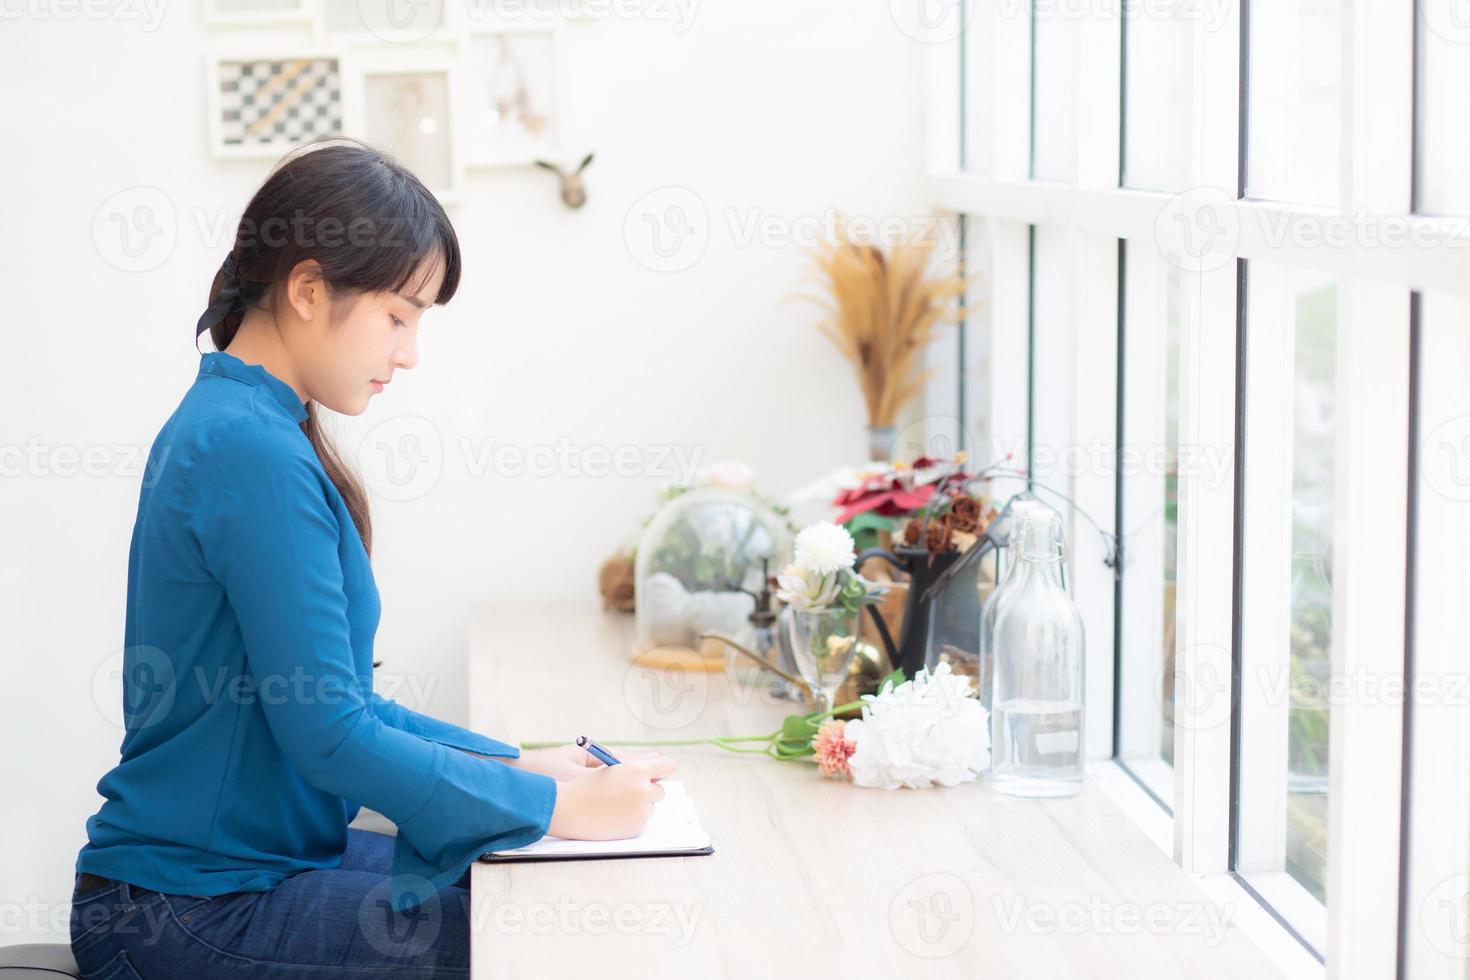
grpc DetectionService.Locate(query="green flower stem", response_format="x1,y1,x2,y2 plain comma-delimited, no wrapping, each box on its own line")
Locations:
519,701,870,757
520,733,782,751
805,700,865,725
710,742,783,755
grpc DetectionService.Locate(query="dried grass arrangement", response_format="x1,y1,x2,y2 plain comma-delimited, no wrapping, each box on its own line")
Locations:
795,219,968,428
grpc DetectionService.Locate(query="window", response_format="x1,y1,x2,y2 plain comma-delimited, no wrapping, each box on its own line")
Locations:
1247,0,1345,206
1028,225,1080,491
1415,7,1470,214
1122,3,1193,191
933,3,1440,970
959,217,993,461
1031,8,1078,182
1235,262,1338,949
1400,293,1470,977
1117,243,1187,800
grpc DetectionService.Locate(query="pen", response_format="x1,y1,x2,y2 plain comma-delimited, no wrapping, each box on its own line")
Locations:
575,735,621,766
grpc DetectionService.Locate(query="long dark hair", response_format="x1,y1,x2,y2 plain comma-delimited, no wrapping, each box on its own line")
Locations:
198,137,462,556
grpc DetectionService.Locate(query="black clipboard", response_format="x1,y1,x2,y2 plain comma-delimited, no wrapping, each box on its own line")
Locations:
478,844,714,864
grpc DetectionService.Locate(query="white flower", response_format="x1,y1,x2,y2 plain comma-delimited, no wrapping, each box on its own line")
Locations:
774,563,840,611
786,463,892,504
793,521,856,575
844,662,990,790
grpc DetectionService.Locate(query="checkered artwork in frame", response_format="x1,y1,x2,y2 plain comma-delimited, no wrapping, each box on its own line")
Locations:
218,58,342,149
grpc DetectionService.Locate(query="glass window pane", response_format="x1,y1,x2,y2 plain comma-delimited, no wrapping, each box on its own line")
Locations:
1236,261,1337,947
1416,6,1470,213
1029,226,1079,491
1247,0,1344,205
1123,9,1195,191
1284,272,1334,904
1118,245,1184,793
1031,10,1078,182
1401,292,1470,976
1161,269,1180,765
963,6,993,174
962,217,993,461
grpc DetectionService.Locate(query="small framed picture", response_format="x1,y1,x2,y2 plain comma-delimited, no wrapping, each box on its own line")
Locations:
205,50,346,160
343,47,462,204
314,0,450,42
458,23,564,168
203,0,313,28
448,0,562,32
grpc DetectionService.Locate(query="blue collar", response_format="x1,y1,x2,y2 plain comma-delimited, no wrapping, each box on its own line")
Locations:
198,351,309,424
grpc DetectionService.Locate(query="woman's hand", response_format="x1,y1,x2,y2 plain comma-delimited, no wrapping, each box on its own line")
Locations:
502,745,663,782
546,755,680,840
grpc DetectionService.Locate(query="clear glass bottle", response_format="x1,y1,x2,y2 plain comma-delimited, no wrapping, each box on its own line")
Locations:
976,500,1039,711
990,507,1085,798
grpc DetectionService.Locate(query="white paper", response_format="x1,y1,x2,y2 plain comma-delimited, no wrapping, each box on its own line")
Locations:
483,780,711,859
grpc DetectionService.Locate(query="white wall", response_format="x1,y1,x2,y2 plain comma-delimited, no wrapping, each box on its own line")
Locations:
0,2,934,944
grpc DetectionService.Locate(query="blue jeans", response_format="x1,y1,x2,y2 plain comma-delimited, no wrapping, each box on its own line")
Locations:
69,830,472,979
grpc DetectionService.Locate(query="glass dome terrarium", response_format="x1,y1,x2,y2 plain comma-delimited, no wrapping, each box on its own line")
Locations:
633,488,792,664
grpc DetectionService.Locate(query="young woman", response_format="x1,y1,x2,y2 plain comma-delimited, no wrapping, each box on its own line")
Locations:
69,138,674,979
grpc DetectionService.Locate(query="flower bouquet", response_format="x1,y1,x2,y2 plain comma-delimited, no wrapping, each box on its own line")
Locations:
790,452,1001,671
789,451,1000,552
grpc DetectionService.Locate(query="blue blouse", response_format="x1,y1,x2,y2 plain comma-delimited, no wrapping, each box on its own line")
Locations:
75,350,557,913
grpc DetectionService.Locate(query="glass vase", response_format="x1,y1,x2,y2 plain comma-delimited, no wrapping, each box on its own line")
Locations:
786,606,861,714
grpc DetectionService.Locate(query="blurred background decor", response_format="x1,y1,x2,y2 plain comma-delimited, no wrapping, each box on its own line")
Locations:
794,218,967,461
844,454,997,678
206,52,345,159
536,151,595,207
788,452,997,666
204,0,312,29
461,24,563,167
630,462,794,668
597,460,794,617
353,51,459,200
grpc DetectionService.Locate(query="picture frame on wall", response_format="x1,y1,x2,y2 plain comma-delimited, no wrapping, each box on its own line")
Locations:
203,0,314,28
205,50,347,160
343,47,462,204
449,0,567,32
458,23,564,168
314,0,451,43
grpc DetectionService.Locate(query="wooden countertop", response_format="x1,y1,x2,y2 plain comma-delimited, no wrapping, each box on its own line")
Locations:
468,602,1284,980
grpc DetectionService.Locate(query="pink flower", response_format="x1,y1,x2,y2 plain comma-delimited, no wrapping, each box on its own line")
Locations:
813,719,857,777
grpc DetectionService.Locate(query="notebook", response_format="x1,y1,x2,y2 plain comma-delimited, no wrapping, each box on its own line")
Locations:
479,780,714,863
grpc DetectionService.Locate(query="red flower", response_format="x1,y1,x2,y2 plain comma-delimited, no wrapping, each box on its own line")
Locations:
832,480,937,523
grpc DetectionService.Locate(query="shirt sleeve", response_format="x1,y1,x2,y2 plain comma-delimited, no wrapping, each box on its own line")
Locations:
370,692,521,759
187,417,557,913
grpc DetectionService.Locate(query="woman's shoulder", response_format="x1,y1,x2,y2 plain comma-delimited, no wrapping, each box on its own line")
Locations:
165,382,322,489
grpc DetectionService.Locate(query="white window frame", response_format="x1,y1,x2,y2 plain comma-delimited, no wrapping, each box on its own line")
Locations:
1400,292,1470,980
921,0,1463,975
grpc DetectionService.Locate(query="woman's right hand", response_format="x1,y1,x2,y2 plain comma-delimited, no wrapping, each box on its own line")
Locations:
545,756,679,840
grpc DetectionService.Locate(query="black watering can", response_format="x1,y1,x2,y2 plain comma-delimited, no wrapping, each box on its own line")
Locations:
857,536,997,680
